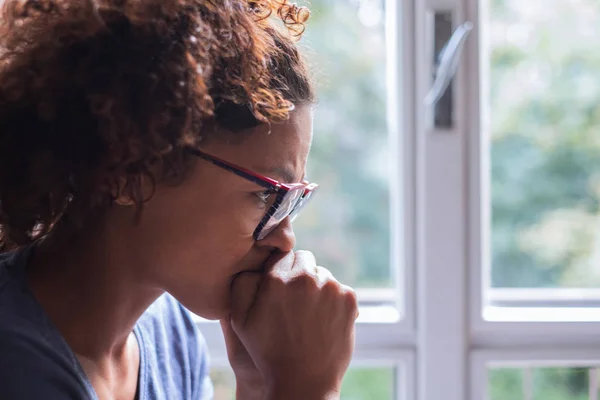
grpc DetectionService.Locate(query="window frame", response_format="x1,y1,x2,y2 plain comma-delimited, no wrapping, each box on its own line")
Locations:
465,0,600,334
465,0,600,398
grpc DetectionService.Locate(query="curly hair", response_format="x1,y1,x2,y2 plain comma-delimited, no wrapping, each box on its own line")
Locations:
0,0,315,251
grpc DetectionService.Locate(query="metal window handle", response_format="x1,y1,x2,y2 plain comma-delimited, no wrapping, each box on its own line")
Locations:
425,21,473,106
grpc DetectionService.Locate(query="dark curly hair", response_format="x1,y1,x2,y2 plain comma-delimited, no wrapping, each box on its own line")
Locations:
0,0,315,251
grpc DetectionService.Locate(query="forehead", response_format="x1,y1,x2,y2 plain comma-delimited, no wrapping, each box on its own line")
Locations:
202,106,313,182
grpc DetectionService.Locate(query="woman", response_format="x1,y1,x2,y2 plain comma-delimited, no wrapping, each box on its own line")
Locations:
0,1,358,399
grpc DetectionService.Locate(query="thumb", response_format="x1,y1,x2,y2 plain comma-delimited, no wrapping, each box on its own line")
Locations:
229,270,262,330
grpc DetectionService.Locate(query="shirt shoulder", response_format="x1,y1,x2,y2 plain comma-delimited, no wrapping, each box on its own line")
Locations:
136,294,213,400
0,249,94,400
0,316,94,399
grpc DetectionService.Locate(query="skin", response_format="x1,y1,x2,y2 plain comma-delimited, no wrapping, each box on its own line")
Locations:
25,105,315,398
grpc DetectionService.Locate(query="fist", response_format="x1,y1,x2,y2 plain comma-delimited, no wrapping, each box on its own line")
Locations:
228,251,358,399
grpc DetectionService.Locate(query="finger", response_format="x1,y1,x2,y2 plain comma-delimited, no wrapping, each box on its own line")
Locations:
292,250,317,273
341,286,360,320
229,270,262,329
314,265,335,285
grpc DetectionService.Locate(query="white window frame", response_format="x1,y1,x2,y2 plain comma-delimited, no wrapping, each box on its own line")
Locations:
464,0,600,398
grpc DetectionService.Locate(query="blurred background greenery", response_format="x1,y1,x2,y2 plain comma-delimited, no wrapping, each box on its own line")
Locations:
489,0,600,289
488,366,599,400
211,0,600,397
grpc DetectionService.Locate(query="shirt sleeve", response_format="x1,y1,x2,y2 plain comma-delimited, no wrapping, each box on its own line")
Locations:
0,329,92,400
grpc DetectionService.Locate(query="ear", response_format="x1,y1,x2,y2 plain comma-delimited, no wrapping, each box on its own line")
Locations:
115,194,135,206
112,173,156,207
112,177,136,207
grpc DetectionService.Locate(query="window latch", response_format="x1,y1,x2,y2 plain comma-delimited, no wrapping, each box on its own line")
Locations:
426,19,473,106
425,13,473,129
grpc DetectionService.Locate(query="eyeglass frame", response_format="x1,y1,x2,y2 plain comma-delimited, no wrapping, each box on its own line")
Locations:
185,147,318,240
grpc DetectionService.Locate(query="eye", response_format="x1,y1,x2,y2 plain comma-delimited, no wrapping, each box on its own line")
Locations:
254,189,275,205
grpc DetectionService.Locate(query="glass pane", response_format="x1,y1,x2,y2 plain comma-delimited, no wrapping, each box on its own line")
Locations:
488,366,598,400
340,367,396,400
210,366,396,400
488,0,600,288
293,0,392,288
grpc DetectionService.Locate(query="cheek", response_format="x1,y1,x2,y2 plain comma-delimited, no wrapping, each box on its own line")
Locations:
140,183,264,279
190,195,260,243
152,193,259,274
195,192,267,239
142,207,258,320
138,189,271,319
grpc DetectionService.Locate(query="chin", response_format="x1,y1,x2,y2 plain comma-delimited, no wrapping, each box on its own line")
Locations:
192,308,228,321
171,292,230,321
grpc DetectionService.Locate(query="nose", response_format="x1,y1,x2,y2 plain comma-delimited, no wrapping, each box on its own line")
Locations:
255,217,296,253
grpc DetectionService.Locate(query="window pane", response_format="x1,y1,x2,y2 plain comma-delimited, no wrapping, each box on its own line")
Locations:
488,366,598,400
293,0,392,288
340,367,396,400
488,0,600,288
210,366,396,400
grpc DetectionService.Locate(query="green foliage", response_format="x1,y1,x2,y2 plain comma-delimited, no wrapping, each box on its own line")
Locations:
488,368,523,400
489,367,592,400
341,368,395,400
489,0,600,287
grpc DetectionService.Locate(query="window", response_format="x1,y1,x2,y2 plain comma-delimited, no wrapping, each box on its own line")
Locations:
472,0,600,399
484,0,600,320
198,0,600,398
487,0,600,291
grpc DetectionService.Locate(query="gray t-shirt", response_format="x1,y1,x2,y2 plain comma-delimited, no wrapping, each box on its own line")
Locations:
0,247,214,400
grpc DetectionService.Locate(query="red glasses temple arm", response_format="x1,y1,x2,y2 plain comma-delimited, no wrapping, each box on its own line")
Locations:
186,147,278,190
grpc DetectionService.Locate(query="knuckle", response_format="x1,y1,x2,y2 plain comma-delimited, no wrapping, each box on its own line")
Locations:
266,251,294,271
293,250,316,268
265,272,287,290
288,272,316,291
322,277,341,293
343,287,359,310
294,249,315,259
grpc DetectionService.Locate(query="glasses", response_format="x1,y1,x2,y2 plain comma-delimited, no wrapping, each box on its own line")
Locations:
186,147,318,240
